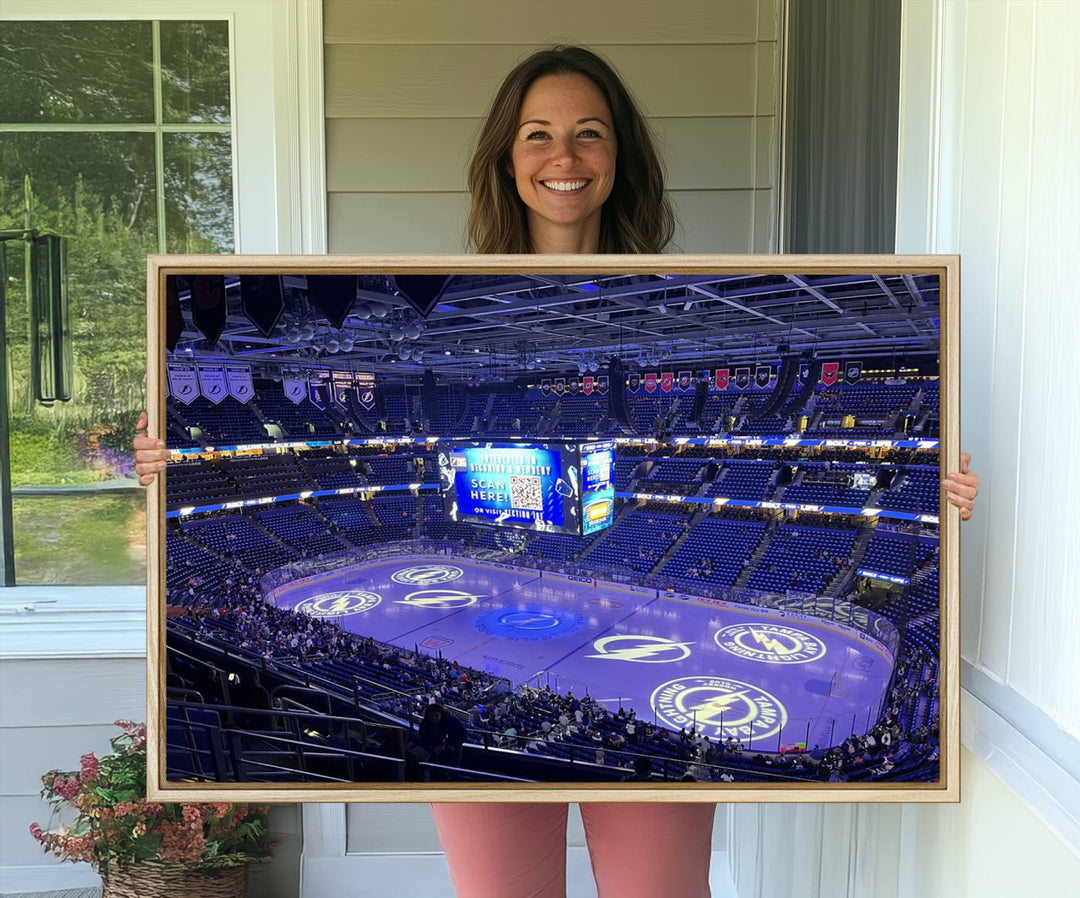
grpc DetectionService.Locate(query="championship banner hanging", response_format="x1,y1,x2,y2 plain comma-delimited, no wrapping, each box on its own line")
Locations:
167,363,199,406
555,378,566,396
627,372,640,393
569,378,579,395
597,375,609,394
799,361,812,383
821,362,839,386
541,378,552,397
283,371,307,404
677,371,692,391
715,368,730,390
845,361,862,383
331,370,355,407
308,370,331,410
583,375,594,395
755,365,772,388
224,363,254,403
644,372,657,393
735,367,750,389
660,372,674,393
196,362,227,405
698,369,711,383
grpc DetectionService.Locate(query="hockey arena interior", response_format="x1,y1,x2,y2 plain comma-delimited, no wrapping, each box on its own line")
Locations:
163,272,943,786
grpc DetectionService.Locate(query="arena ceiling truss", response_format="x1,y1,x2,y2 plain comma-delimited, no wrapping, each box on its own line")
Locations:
170,272,941,383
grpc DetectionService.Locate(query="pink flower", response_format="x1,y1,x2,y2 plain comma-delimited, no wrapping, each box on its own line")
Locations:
80,753,100,782
160,821,206,863
181,805,202,824
29,822,43,842
52,777,80,801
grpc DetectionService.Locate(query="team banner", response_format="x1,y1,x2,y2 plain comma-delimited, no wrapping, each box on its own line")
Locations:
660,372,674,393
597,375,609,394
800,361,812,382
555,377,566,396
698,369,711,384
167,362,199,405
845,361,862,384
644,372,657,393
715,368,730,390
224,363,254,403
541,378,552,396
627,372,640,393
569,378,579,395
583,375,594,395
821,361,840,386
755,365,772,388
308,370,331,410
283,371,307,404
196,362,228,405
735,367,751,389
358,382,375,410
678,371,692,391
331,370,355,407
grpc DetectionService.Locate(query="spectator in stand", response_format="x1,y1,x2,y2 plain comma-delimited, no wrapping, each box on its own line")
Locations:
623,756,654,782
418,702,468,768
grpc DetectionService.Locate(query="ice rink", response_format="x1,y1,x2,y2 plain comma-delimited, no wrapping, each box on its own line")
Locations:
269,555,893,749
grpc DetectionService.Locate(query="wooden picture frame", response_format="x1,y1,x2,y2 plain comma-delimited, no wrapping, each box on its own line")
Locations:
146,253,959,804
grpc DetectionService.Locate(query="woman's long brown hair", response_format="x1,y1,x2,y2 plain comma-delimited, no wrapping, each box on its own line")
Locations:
466,45,676,255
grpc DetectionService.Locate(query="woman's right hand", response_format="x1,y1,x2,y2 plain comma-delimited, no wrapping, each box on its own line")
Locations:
133,411,168,486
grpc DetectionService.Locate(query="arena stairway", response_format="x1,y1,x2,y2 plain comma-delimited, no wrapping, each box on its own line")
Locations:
731,517,781,589
905,387,926,417
824,521,876,597
647,506,707,576
248,511,304,559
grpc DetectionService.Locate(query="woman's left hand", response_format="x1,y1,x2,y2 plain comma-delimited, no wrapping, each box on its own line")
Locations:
942,451,979,521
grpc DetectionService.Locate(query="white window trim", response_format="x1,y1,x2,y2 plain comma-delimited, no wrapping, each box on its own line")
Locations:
0,0,326,651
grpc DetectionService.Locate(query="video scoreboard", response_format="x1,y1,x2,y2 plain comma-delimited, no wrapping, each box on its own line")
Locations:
437,440,615,537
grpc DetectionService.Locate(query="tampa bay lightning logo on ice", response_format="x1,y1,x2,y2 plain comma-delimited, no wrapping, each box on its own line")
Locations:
474,605,585,641
651,676,787,741
395,588,484,609
713,623,825,664
585,634,693,663
391,564,464,586
296,590,382,617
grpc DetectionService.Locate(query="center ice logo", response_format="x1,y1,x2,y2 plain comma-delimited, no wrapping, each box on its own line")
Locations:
474,605,585,641
395,588,484,609
651,676,788,742
586,634,693,663
391,564,464,585
713,623,825,664
296,590,382,617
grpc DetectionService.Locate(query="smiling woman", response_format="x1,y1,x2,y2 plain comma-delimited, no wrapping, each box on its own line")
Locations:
509,73,618,253
465,45,675,255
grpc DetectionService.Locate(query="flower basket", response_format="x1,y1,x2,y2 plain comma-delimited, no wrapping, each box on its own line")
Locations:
101,861,247,898
30,721,274,890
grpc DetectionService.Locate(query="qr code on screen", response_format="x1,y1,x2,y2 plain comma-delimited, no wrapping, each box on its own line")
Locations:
509,475,544,511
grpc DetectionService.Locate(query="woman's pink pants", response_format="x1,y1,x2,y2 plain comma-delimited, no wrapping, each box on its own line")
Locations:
430,801,716,898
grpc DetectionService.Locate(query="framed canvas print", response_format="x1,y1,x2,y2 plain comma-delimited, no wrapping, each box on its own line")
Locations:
146,254,959,804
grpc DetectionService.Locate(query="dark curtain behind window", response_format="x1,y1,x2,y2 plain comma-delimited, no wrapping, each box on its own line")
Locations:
782,0,901,253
